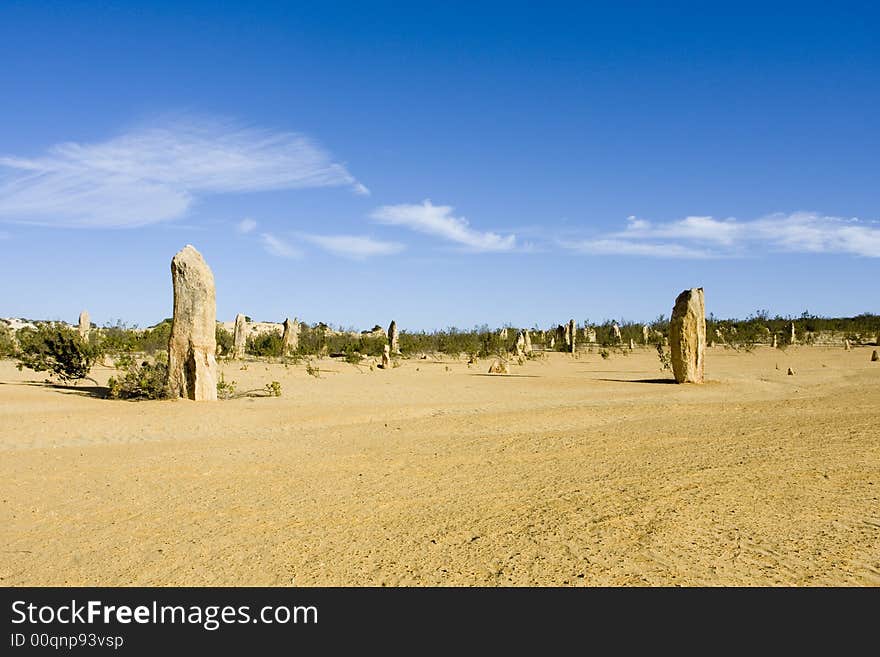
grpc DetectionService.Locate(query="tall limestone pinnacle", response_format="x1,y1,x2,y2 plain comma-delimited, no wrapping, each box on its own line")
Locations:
167,245,218,401
77,310,90,340
233,313,247,359
669,287,706,384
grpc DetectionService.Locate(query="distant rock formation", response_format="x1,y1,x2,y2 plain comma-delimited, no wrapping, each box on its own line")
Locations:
77,310,90,341
642,325,649,344
380,344,391,369
388,320,400,354
233,313,247,359
523,330,532,354
488,360,509,374
669,288,706,384
611,322,621,342
282,317,300,355
514,331,526,356
568,319,576,353
166,245,218,401
788,322,796,345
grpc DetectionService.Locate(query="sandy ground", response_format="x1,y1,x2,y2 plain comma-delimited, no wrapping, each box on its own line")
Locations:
0,346,878,586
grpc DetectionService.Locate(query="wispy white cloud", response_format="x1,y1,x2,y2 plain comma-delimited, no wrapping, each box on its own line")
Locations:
352,182,371,196
370,200,516,252
260,232,301,258
562,212,880,258
751,212,880,256
236,217,257,234
0,117,366,228
300,234,405,259
620,214,742,245
562,238,714,259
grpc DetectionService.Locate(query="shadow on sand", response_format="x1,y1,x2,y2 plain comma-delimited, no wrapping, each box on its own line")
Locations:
595,377,676,385
469,373,542,378
0,379,110,399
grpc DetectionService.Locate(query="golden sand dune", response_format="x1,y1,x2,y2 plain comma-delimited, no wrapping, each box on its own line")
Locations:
1,346,877,586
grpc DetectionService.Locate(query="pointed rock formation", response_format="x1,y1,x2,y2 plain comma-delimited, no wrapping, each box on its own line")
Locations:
233,313,247,359
380,344,391,369
77,310,90,341
388,320,400,354
568,319,576,353
611,322,622,342
788,322,796,345
488,359,509,374
523,330,532,354
629,338,635,350
669,287,706,384
282,317,300,356
166,245,218,401
514,331,526,357
642,325,650,344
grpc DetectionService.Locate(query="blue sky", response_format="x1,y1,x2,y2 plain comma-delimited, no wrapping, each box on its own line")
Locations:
1,1,877,330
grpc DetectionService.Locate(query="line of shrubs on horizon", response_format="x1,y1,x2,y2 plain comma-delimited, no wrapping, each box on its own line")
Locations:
2,310,880,363
2,311,878,400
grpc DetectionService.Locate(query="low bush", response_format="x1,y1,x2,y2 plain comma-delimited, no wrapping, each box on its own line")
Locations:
216,372,237,399
0,324,15,358
246,330,283,357
107,360,169,399
16,322,97,382
216,326,234,356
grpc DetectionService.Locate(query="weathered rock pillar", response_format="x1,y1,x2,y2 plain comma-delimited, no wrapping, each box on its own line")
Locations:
167,245,218,401
669,287,706,384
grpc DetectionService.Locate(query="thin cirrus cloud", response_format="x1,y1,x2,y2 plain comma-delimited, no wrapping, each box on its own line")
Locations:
300,234,405,259
370,200,516,252
0,116,367,228
562,212,880,258
236,217,258,234
259,232,301,259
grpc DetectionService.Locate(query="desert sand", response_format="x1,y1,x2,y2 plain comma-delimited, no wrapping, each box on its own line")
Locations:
1,346,877,586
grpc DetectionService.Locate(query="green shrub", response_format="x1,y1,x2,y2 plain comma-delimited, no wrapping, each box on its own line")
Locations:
399,325,507,358
16,322,97,382
89,319,171,359
246,330,283,357
656,343,672,371
216,372,237,400
0,324,15,358
107,360,169,399
138,320,172,354
216,325,234,356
